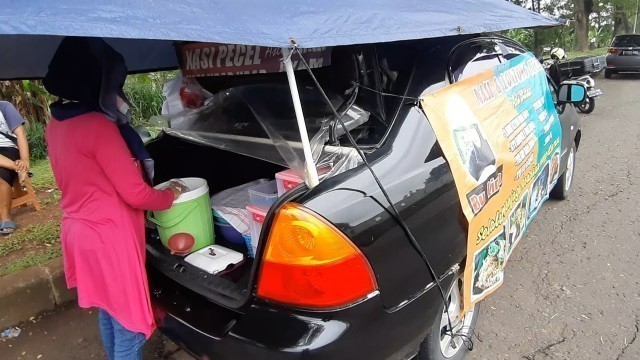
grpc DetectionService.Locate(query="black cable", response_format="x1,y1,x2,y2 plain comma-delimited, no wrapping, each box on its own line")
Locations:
292,48,472,351
352,81,422,102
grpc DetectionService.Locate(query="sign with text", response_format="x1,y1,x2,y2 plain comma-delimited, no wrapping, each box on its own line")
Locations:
179,42,332,77
421,53,562,312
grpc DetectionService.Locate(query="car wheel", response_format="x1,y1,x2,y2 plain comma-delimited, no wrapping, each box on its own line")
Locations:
550,146,576,200
418,275,479,360
604,69,613,79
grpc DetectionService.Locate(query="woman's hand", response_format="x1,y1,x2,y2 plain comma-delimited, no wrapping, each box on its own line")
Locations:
13,126,30,171
15,159,29,173
166,180,188,200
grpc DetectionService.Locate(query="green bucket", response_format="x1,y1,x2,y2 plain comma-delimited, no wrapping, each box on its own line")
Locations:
148,178,214,253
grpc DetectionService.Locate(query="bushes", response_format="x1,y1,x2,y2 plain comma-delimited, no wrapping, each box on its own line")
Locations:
26,121,48,160
124,71,177,126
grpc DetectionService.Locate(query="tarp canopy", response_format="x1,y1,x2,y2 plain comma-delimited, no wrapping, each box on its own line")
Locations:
0,0,563,80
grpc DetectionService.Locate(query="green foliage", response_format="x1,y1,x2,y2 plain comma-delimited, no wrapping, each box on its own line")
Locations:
26,121,48,161
506,29,535,49
124,71,177,126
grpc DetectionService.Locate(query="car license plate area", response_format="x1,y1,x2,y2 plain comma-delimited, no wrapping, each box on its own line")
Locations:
621,50,639,56
587,89,603,97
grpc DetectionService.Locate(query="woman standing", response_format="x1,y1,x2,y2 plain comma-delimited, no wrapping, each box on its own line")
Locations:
44,37,184,359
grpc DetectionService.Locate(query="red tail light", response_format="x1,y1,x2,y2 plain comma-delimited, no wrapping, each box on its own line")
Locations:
257,204,377,309
608,48,619,54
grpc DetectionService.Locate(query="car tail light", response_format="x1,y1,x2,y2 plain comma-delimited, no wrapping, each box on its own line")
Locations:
257,204,377,309
608,48,619,54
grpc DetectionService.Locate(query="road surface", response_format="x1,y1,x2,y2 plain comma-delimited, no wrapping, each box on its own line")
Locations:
1,74,639,360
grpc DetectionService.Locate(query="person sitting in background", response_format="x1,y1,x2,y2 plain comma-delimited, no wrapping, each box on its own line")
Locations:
0,101,30,235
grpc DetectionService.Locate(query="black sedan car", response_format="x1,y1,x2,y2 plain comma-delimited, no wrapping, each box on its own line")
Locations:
145,33,583,360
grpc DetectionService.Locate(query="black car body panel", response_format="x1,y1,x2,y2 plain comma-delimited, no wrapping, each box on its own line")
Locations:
146,34,582,360
150,264,456,360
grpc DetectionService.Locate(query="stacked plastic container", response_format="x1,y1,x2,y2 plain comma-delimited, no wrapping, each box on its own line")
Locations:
275,166,331,196
245,166,332,257
246,180,278,257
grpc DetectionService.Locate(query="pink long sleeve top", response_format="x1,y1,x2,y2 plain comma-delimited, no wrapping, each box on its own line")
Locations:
46,112,174,338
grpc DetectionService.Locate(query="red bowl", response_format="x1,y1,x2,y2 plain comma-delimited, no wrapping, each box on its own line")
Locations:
167,233,195,255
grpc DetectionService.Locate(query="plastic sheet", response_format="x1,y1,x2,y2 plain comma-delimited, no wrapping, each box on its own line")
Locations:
162,82,364,183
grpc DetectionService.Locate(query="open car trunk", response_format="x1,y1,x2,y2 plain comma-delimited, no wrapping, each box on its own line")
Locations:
142,44,400,308
145,134,290,308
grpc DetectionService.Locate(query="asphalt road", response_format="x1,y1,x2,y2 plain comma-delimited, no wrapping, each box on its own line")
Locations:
0,74,638,360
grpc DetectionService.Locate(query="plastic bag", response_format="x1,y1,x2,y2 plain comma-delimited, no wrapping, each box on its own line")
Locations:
161,74,213,128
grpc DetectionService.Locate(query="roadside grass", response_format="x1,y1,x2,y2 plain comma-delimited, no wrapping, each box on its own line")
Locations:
0,247,62,277
567,48,608,59
0,222,61,277
0,222,60,256
30,159,57,190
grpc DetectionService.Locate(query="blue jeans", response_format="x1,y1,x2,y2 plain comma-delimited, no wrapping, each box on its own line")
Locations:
98,309,146,360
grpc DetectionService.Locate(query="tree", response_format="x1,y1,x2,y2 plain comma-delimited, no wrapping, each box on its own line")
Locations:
574,0,590,51
0,80,51,124
612,1,633,35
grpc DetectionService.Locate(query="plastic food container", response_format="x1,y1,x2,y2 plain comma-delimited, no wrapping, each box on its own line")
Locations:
246,205,267,256
275,166,331,196
214,221,245,245
248,180,278,208
243,234,254,258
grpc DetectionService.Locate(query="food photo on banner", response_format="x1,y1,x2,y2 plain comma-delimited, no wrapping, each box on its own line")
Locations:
420,52,563,312
506,190,530,257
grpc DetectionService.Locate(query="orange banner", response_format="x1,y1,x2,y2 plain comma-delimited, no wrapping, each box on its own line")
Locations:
421,53,562,312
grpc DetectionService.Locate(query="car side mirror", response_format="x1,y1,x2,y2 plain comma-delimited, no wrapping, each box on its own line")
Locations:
558,83,587,104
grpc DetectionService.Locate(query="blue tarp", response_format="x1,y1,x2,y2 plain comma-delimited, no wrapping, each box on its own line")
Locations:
0,0,563,79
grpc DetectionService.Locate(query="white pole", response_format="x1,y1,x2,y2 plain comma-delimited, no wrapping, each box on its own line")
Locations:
634,0,639,33
281,47,320,188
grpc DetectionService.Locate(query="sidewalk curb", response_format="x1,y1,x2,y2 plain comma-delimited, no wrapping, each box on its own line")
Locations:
0,257,76,329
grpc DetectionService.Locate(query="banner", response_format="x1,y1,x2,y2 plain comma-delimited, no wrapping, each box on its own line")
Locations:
179,42,332,77
421,53,562,312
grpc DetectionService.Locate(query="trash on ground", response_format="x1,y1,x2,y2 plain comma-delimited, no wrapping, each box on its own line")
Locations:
1,327,21,339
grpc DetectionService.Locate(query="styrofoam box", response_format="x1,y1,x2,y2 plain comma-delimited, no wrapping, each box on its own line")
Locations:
184,245,244,274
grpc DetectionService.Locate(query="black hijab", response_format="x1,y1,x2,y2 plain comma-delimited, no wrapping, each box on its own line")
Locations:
43,37,155,183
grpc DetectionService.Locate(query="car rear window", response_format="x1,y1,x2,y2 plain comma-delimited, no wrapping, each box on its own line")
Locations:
612,35,640,47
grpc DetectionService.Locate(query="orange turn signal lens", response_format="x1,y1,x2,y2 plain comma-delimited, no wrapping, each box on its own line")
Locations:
257,204,377,309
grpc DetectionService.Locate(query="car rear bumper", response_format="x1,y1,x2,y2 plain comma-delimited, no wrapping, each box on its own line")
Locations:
149,266,447,360
606,55,640,72
607,66,640,72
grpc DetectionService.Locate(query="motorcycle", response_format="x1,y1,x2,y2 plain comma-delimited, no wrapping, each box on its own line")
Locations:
539,46,603,114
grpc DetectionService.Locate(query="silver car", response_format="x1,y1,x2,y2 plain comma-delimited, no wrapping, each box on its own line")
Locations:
605,34,640,78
